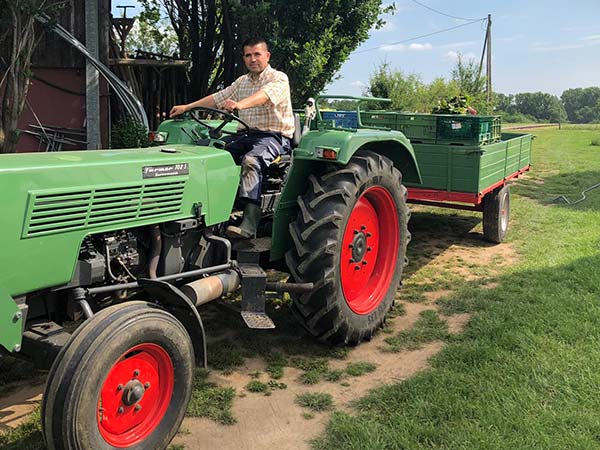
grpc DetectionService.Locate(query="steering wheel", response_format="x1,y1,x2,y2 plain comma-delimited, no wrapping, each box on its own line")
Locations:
189,106,251,140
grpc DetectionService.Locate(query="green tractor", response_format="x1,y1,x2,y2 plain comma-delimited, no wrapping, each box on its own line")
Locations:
0,97,420,450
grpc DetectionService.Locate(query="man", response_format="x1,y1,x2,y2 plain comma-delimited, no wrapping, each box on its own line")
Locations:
170,37,294,239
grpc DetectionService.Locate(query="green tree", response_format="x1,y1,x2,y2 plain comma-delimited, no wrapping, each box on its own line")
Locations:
364,63,461,113
561,87,600,123
125,5,179,56
450,53,486,112
141,0,393,104
514,92,566,122
364,62,423,110
494,93,516,114
416,77,459,113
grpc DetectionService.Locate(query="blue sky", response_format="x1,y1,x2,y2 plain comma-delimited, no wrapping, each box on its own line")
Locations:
112,0,600,96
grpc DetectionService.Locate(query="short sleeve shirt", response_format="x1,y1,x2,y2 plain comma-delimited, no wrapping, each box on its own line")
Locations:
212,65,295,139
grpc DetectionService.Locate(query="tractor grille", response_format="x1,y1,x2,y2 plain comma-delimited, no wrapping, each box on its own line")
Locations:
24,180,186,238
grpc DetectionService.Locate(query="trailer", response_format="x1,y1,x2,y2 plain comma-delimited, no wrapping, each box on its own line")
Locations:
344,103,532,243
404,132,533,242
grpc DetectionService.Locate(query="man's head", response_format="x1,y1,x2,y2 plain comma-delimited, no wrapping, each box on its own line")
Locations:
242,37,270,75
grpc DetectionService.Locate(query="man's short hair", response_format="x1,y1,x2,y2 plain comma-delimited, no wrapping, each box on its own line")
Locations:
242,37,269,50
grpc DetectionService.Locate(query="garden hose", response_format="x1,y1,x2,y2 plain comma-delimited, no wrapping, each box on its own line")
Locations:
553,182,600,205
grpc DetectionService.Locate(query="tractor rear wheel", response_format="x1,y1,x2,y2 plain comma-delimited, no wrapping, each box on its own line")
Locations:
483,185,510,243
42,301,194,450
285,151,409,345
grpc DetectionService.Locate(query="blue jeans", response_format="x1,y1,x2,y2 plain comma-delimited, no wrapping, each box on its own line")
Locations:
222,131,292,203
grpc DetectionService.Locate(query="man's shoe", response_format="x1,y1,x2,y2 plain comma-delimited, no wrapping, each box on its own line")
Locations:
226,202,261,239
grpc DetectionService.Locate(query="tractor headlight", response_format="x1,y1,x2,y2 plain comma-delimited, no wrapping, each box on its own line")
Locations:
149,131,168,143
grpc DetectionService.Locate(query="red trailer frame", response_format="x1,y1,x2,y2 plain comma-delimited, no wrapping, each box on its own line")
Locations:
406,164,531,212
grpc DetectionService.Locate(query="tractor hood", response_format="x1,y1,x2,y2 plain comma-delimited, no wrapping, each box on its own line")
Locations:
0,145,240,297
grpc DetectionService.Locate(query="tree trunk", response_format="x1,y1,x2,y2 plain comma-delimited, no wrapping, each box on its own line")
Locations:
0,3,39,153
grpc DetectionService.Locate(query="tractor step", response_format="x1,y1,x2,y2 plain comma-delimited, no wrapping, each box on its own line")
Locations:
241,311,275,329
239,263,275,329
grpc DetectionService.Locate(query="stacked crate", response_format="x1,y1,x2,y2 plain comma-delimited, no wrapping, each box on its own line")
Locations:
360,112,502,146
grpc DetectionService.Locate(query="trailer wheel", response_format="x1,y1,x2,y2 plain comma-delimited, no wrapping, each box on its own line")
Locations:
285,151,409,345
483,185,510,243
42,301,194,450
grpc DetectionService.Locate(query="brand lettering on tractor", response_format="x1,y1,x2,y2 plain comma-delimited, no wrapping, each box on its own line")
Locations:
142,163,189,178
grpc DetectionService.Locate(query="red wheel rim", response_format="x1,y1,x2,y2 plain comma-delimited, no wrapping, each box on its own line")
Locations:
97,343,174,448
340,186,399,315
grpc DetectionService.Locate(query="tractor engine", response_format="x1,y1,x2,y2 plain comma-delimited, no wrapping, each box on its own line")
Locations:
73,221,207,289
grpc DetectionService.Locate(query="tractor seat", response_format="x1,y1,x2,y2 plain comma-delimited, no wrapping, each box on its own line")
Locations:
291,113,301,148
266,113,300,170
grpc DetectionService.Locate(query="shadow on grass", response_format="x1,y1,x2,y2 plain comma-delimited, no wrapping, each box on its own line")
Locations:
314,254,600,450
405,209,487,274
513,170,600,211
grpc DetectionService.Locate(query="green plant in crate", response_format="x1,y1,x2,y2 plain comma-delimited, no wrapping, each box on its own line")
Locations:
432,94,473,115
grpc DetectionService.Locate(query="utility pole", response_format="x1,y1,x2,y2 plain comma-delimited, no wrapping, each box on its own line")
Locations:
486,14,492,108
86,0,101,150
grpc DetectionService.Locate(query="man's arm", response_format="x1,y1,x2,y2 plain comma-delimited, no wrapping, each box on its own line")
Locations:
169,95,217,118
222,90,269,112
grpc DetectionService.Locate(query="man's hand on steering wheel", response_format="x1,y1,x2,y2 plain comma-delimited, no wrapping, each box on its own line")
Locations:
188,106,251,140
221,99,240,113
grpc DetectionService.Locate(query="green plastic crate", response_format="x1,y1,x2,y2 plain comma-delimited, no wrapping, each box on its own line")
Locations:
360,111,397,128
396,113,437,143
436,115,501,146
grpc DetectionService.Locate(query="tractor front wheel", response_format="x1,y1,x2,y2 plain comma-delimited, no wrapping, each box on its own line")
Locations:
286,151,409,345
42,301,194,450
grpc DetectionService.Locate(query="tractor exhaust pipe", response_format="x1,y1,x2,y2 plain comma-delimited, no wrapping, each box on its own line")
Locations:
180,270,241,306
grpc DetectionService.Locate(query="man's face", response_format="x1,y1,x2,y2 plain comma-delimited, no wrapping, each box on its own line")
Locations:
243,43,270,75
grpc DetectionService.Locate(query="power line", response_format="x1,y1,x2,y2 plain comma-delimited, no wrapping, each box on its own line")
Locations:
411,0,481,22
355,18,487,54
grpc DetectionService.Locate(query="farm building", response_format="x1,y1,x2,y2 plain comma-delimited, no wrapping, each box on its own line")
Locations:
9,0,187,152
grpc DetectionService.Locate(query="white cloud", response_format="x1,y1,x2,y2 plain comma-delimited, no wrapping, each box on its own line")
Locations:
581,34,600,41
350,80,366,87
379,42,433,52
443,51,476,62
439,41,477,49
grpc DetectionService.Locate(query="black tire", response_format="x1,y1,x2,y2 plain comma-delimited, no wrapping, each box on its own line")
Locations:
483,185,510,243
42,301,194,450
285,150,410,345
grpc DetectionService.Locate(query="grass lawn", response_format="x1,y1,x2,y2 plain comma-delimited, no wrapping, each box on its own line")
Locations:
313,127,600,449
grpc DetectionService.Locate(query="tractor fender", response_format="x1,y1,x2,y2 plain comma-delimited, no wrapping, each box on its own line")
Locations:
137,278,207,368
293,129,422,184
271,130,422,261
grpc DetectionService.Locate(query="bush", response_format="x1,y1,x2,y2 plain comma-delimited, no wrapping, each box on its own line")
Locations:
111,118,150,149
499,112,539,123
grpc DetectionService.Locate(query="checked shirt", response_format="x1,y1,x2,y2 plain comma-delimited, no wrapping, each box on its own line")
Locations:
212,65,295,139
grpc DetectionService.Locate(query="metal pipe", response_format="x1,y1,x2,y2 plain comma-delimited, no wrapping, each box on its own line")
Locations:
180,270,241,306
148,225,162,279
78,300,94,319
86,262,233,296
205,233,232,263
